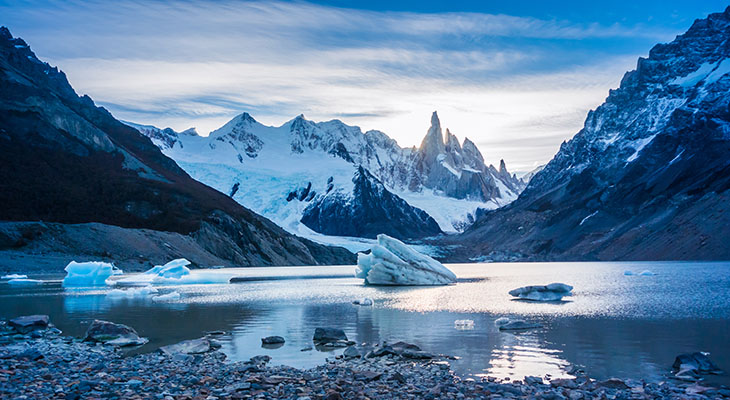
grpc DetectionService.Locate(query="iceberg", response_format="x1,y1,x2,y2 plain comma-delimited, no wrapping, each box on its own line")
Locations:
639,270,656,276
355,234,456,286
495,317,542,331
2,274,28,279
62,261,122,288
115,258,234,286
623,270,634,276
7,278,43,286
352,298,373,306
454,319,475,330
508,283,573,301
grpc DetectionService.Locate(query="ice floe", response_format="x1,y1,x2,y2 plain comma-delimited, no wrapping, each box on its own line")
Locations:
106,286,158,299
62,261,122,288
352,298,373,306
454,319,475,330
2,274,28,279
623,270,656,276
7,278,43,286
355,234,456,286
495,317,542,331
508,283,573,301
115,259,233,286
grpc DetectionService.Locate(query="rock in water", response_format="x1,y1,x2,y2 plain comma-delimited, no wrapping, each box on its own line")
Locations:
508,283,573,301
159,337,221,355
9,315,50,333
261,336,285,345
84,320,148,347
313,328,347,344
62,261,121,287
673,352,723,380
355,234,456,285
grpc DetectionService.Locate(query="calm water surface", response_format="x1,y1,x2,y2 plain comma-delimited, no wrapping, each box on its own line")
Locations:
1,262,729,385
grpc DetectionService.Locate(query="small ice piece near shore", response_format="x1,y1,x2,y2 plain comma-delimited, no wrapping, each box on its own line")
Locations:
639,270,656,276
355,234,456,286
352,298,373,306
151,291,181,302
508,283,573,301
2,274,28,279
62,261,122,287
454,319,474,330
7,278,43,286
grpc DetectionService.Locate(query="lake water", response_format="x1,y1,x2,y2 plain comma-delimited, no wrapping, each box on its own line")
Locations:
1,262,729,385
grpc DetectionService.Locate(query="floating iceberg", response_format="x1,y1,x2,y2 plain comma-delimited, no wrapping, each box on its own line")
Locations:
355,234,456,286
151,291,181,302
495,317,542,331
2,274,28,279
509,283,573,301
352,298,373,306
7,278,43,286
115,259,233,286
62,261,122,288
639,270,656,276
623,270,634,276
454,319,475,330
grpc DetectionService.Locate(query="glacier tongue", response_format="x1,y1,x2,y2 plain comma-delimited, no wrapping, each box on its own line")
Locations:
355,234,456,286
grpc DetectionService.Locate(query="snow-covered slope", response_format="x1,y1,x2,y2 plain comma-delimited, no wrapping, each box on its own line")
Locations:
128,111,524,249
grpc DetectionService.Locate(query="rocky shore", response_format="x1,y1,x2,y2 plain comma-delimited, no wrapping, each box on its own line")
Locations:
1,316,728,400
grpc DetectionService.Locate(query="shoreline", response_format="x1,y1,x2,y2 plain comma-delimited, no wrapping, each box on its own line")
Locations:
1,318,728,399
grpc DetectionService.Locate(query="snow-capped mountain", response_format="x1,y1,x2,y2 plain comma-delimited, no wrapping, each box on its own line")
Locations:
457,7,730,261
0,26,354,268
128,111,524,249
521,164,545,183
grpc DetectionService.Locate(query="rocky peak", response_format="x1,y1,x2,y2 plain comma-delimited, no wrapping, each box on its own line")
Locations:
418,111,446,163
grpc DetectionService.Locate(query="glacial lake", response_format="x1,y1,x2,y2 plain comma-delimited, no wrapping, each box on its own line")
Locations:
1,262,729,385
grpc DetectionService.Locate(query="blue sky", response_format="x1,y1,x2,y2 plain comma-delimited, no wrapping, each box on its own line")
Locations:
1,0,726,172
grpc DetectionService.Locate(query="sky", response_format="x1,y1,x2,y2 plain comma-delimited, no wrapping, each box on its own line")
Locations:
1,0,727,173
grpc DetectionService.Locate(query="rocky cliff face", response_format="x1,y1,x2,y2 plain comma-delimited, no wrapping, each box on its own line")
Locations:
455,8,730,261
0,27,354,267
300,166,442,239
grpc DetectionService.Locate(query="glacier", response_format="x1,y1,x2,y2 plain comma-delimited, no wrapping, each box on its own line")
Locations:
62,261,122,288
355,234,456,286
508,283,573,301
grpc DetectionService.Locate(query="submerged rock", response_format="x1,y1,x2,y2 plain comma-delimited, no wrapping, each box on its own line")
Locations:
159,337,221,355
355,234,456,285
8,315,49,334
313,328,347,344
261,336,285,345
509,283,573,301
84,320,148,347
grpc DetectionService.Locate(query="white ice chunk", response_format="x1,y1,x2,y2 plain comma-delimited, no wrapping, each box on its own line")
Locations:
355,234,456,286
624,270,635,276
115,259,233,286
494,317,511,327
106,286,158,299
7,278,43,286
454,319,474,330
2,274,28,279
152,291,181,302
62,261,120,287
508,283,573,301
352,298,373,306
639,270,656,276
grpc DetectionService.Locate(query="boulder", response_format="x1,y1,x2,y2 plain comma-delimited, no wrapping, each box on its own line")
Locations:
672,352,723,380
509,283,573,301
261,336,285,345
84,320,148,347
313,327,347,344
8,315,49,334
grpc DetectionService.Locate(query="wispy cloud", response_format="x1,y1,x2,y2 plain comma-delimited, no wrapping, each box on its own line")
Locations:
1,0,683,171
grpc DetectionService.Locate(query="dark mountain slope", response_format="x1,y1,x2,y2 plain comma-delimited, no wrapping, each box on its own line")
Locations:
0,27,354,268
453,8,730,261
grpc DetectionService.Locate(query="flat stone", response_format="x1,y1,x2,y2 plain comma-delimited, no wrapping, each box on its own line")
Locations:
313,328,347,344
261,336,285,345
159,337,219,355
8,315,49,334
84,320,147,347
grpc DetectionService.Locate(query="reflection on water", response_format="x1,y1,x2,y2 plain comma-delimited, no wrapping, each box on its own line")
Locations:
0,262,729,385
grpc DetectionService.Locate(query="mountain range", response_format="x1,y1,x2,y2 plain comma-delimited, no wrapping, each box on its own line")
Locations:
129,110,525,250
0,26,354,270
